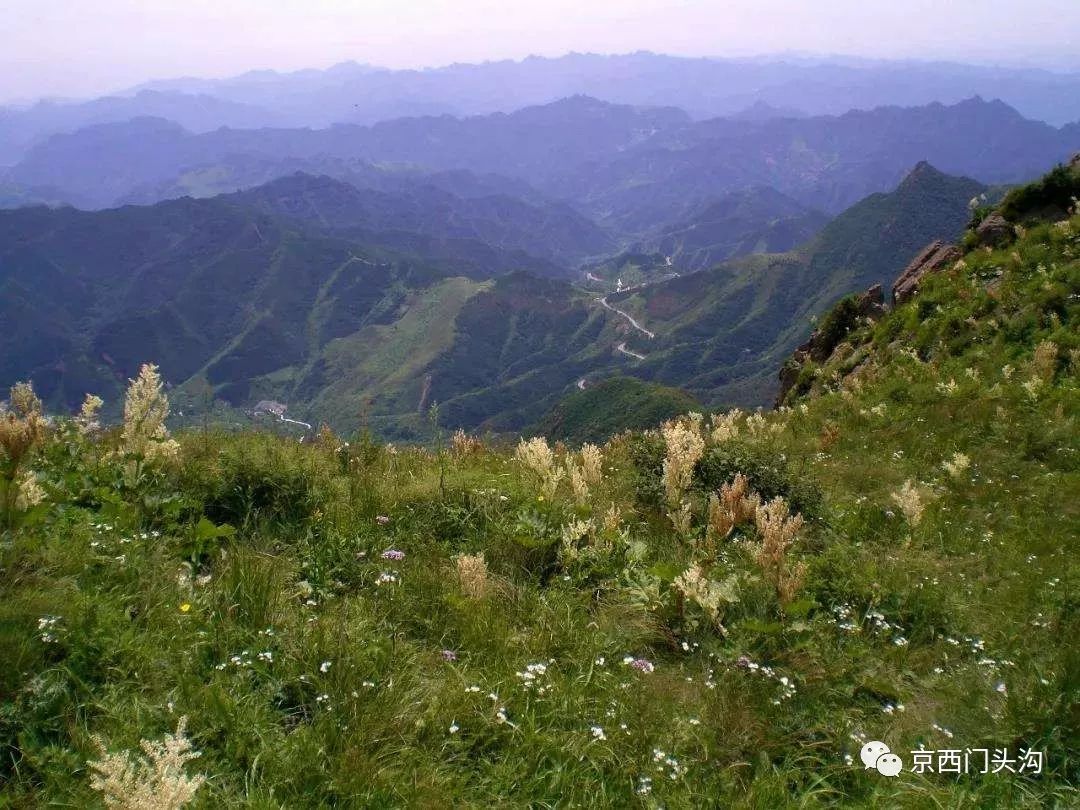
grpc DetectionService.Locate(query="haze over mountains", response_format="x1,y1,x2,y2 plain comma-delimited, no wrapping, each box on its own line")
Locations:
4,51,1080,166
4,95,1075,232
1,51,1078,437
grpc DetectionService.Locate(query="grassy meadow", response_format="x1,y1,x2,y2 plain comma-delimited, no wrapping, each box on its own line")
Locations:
0,207,1078,807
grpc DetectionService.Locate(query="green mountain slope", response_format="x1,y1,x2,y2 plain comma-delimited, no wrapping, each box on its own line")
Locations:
605,162,988,406
805,161,988,299
643,187,829,271
423,273,627,435
582,186,828,283
0,191,542,417
782,156,1080,405
0,162,997,435
531,375,700,444
229,172,615,268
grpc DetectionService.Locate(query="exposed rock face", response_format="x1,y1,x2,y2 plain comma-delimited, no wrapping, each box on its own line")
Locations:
974,213,1014,248
891,240,962,305
775,360,804,407
855,283,886,321
775,284,885,406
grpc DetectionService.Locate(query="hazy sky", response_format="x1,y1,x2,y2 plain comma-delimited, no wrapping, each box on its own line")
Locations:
3,0,1080,102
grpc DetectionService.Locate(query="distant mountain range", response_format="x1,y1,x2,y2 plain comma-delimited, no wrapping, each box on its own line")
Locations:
3,96,1075,244
4,51,1080,166
0,159,989,436
3,52,1077,438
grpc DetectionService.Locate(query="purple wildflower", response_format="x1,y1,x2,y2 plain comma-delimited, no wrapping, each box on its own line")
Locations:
376,515,390,525
441,649,458,662
630,658,654,673
381,548,405,561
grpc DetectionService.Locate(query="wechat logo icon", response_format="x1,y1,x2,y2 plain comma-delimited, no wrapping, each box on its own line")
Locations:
860,741,904,777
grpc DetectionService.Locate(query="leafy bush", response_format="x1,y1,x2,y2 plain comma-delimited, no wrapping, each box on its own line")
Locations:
629,433,821,520
696,444,822,521
999,163,1080,223
178,436,329,530
813,294,863,359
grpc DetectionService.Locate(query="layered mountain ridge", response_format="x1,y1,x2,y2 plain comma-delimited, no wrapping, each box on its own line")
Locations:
0,158,996,438
5,50,1080,170
4,96,1074,236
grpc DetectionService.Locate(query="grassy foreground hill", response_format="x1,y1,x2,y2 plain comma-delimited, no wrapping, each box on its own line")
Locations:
0,168,1077,807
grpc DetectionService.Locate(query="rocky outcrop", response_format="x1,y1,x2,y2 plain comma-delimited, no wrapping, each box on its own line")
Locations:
854,283,886,322
891,241,962,305
775,284,885,406
775,360,804,409
973,213,1013,248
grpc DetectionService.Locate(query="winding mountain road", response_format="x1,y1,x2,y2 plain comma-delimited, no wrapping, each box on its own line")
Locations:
597,296,655,339
615,342,646,361
279,414,312,430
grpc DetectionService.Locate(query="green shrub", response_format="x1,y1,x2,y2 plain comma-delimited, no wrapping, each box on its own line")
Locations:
696,444,822,521
179,436,329,530
999,163,1080,223
629,433,822,521
813,294,863,359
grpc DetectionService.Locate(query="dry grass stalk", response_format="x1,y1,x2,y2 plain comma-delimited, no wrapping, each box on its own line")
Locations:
745,412,783,438
673,563,738,627
753,496,807,607
819,422,840,452
1,382,47,519
451,429,484,456
710,409,742,443
88,716,206,810
891,480,926,525
14,470,45,509
660,418,705,506
566,458,589,504
118,364,179,462
602,503,622,533
76,393,104,437
1,382,46,471
579,443,603,485
705,472,761,545
941,452,971,479
515,436,564,498
1030,340,1058,382
455,553,490,599
667,499,694,535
